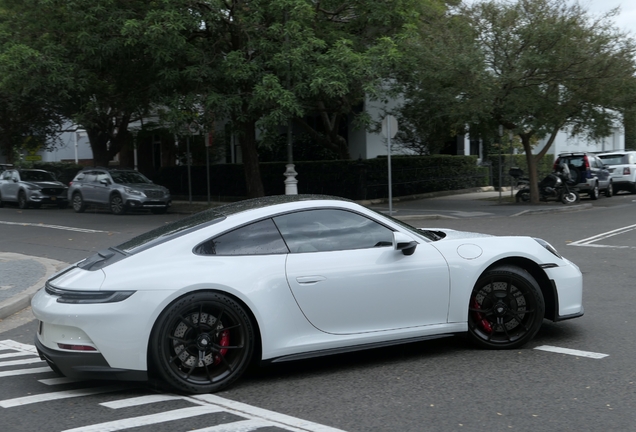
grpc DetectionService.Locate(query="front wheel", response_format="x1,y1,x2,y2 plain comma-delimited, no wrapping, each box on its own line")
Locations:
109,194,126,215
560,190,580,204
18,191,29,209
468,265,545,349
150,292,255,394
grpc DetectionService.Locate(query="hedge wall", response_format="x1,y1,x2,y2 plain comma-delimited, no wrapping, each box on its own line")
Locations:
155,155,489,201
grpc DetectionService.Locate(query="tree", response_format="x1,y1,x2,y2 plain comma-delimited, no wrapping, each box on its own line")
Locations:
123,0,441,197
458,0,636,203
0,0,174,167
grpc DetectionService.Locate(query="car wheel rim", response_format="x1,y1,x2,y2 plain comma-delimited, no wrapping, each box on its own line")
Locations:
111,196,123,213
468,277,538,345
73,195,82,210
162,303,246,385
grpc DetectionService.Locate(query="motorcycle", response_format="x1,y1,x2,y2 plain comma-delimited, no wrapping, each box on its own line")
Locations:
515,163,580,205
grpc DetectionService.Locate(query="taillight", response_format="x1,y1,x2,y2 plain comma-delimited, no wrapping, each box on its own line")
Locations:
624,167,631,175
69,181,73,187
583,155,591,169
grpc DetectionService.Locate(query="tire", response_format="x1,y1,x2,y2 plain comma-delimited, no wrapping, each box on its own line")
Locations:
151,207,168,214
515,188,530,202
560,190,579,205
18,191,29,209
589,183,599,200
109,194,126,215
72,193,86,213
468,265,545,349
0,191,3,208
605,181,613,198
150,292,254,394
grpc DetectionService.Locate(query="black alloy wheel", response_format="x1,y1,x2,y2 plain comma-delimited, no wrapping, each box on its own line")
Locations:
150,292,254,394
17,191,29,209
109,194,126,215
72,193,86,213
468,265,545,349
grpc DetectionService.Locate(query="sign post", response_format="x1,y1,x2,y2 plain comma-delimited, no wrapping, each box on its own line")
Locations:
381,115,398,215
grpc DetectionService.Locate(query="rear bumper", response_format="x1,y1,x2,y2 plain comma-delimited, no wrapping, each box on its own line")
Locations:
35,336,147,381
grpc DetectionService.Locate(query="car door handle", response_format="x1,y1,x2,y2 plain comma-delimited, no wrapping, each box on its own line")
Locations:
296,276,326,285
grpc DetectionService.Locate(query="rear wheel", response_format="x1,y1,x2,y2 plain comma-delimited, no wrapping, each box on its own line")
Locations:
589,183,599,200
468,265,545,349
605,181,613,197
150,292,254,393
109,194,126,215
515,188,530,202
72,193,86,213
18,191,29,209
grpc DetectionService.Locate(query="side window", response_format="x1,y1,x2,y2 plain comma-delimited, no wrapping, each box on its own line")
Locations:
95,173,110,184
273,209,394,253
195,218,288,256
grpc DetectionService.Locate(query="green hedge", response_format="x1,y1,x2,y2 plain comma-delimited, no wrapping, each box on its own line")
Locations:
156,155,489,200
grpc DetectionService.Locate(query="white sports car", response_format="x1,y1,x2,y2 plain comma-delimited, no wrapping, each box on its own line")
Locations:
32,196,584,393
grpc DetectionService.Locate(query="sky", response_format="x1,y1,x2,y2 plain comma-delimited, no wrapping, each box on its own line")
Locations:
578,0,636,34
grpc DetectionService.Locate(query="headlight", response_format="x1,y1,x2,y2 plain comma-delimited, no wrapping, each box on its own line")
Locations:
45,284,135,304
534,238,562,259
27,185,41,191
124,187,145,196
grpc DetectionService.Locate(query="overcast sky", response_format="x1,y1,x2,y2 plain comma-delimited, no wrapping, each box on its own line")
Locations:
578,0,636,34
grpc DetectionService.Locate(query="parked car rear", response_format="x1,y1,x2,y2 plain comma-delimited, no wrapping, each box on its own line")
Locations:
597,151,636,194
553,152,612,200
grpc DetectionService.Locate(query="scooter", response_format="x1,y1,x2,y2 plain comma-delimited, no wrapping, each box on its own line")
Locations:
515,164,579,204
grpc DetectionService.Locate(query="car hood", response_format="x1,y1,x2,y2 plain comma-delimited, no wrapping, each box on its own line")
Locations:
124,183,168,191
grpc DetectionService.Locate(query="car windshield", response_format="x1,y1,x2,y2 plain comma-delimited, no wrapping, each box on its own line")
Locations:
111,171,151,184
20,171,56,182
599,154,627,165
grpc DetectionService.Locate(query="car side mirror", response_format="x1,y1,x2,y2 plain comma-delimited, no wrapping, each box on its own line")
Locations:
100,179,110,185
393,232,418,256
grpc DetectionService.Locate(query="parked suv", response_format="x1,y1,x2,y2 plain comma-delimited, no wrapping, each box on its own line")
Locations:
597,151,636,194
68,168,171,215
553,152,612,200
0,169,69,209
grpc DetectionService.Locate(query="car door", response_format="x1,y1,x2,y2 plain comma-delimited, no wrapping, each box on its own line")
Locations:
275,209,450,335
591,155,610,188
3,170,20,201
92,172,113,204
77,171,98,203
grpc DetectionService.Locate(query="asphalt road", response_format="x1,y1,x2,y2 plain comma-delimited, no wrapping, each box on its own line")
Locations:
1,192,635,431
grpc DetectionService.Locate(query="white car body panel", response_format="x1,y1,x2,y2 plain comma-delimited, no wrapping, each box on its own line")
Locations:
31,197,584,380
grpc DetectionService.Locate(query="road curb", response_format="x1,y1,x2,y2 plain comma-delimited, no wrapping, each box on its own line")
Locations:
510,203,593,217
0,253,68,321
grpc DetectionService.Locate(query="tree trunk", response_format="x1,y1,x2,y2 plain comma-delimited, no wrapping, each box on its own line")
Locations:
237,118,264,198
520,134,540,204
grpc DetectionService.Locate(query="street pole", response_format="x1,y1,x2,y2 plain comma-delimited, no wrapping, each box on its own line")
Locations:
387,120,393,216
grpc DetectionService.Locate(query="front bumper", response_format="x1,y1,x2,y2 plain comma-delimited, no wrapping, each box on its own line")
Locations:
35,336,146,381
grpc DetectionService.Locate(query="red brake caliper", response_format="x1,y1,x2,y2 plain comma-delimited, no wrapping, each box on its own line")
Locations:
472,298,493,333
213,330,230,365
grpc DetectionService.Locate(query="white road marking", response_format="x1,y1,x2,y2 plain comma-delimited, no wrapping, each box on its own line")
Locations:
0,367,52,378
189,419,275,432
0,357,44,367
534,345,609,359
61,406,224,432
0,220,110,233
192,394,347,432
0,386,123,408
100,394,184,409
0,339,39,354
0,352,37,359
568,224,636,248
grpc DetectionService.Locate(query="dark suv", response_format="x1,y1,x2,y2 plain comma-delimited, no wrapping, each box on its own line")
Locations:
553,152,612,200
68,168,171,215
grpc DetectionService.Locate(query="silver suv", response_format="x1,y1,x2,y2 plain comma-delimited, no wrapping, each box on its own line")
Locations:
0,169,69,209
68,168,171,215
598,151,636,194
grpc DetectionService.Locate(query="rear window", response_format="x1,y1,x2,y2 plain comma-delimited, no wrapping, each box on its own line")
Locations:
599,154,628,165
558,156,585,168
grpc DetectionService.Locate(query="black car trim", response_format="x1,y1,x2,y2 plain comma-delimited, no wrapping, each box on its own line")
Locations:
35,337,147,381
